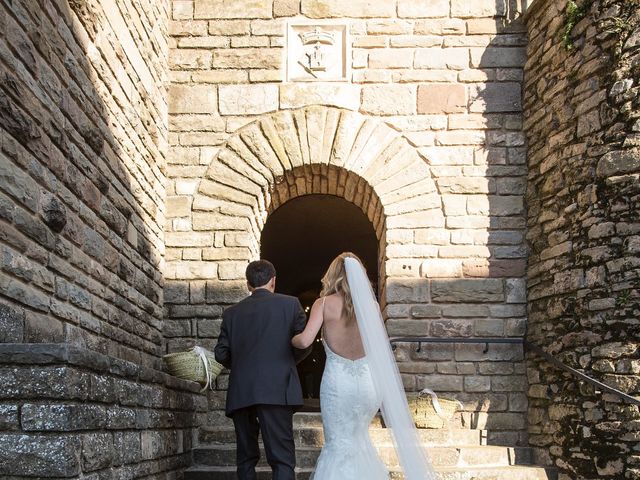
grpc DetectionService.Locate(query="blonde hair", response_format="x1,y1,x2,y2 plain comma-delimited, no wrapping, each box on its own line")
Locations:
320,252,365,323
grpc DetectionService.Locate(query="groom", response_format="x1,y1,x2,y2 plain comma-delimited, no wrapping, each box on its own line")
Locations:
214,259,310,480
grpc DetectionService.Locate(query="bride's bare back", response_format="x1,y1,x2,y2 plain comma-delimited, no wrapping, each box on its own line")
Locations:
291,293,365,361
321,293,365,361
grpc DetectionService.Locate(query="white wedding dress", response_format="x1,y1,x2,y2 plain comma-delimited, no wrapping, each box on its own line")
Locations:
311,257,437,480
311,339,388,480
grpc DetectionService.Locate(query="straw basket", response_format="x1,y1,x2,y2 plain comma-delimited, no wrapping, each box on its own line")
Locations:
163,346,223,392
408,388,462,429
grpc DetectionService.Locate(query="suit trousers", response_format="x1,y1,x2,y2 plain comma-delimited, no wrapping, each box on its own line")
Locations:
232,404,296,480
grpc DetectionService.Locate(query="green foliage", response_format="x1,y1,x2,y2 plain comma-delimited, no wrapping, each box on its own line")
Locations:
615,289,632,308
616,279,640,308
562,0,592,50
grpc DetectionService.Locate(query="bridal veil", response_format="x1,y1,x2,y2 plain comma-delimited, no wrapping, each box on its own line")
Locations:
344,257,437,480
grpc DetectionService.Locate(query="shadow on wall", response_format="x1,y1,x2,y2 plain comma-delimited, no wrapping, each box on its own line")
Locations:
0,2,207,479
475,0,528,284
0,0,164,369
385,0,531,444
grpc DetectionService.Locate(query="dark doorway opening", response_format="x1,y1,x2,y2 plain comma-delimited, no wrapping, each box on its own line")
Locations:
261,194,379,409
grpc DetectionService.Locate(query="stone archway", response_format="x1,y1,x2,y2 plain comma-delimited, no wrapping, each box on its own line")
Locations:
189,105,443,307
261,193,380,298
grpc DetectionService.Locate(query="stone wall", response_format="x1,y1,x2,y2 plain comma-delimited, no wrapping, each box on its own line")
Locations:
0,344,205,479
1,0,167,368
167,0,532,442
0,1,206,478
524,0,640,477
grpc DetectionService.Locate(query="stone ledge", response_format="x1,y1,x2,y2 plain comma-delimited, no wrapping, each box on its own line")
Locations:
0,343,201,394
0,432,193,478
0,345,205,478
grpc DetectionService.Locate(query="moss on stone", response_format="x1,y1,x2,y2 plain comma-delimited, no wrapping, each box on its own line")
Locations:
562,0,593,50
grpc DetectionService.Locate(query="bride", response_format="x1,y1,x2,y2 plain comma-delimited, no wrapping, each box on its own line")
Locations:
292,253,436,480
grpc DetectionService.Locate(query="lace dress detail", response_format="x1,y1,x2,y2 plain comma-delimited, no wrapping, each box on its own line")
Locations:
311,341,389,480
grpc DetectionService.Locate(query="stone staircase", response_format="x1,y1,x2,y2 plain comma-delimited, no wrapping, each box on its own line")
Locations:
184,412,557,480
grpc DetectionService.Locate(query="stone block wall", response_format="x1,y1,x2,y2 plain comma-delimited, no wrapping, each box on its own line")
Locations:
0,0,167,368
0,344,206,479
0,1,207,478
524,0,640,477
167,0,532,441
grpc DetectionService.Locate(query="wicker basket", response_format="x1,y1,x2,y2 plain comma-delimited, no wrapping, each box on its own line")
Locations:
163,346,223,392
408,388,462,429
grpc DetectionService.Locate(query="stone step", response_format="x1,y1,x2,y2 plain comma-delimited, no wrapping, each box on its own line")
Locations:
207,410,525,433
201,412,507,447
199,426,491,447
294,411,382,428
184,465,557,480
292,411,473,429
193,444,533,469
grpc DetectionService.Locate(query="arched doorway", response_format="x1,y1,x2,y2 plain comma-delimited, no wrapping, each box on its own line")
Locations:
261,194,379,408
181,106,445,413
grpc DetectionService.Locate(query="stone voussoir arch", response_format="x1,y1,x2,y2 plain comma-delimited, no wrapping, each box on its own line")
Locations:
191,105,444,280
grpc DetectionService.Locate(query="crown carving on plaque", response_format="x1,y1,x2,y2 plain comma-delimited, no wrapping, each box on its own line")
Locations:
299,27,335,46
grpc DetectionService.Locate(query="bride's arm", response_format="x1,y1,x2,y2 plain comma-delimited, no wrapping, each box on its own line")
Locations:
292,297,324,349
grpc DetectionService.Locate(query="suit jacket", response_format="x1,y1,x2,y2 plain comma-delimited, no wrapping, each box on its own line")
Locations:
214,288,311,417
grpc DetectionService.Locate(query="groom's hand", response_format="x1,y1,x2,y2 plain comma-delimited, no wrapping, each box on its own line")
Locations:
294,344,312,364
293,345,312,364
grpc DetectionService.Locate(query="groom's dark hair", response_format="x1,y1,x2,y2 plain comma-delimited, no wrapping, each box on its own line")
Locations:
246,260,276,288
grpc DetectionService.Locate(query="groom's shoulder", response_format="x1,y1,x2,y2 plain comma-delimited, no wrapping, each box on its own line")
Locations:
271,292,299,305
223,293,252,312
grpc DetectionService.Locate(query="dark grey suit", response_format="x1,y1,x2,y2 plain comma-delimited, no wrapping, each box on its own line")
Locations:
214,288,310,480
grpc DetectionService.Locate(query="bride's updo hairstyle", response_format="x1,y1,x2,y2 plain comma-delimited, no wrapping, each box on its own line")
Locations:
320,252,363,323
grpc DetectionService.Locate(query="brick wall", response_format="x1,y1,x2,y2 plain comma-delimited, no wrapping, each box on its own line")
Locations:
167,0,531,442
0,0,168,368
524,0,640,477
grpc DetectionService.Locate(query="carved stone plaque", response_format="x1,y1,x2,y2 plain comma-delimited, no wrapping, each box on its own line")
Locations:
287,21,349,82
